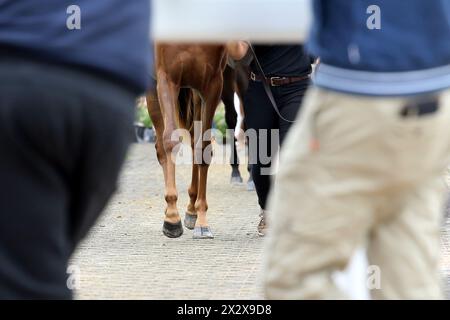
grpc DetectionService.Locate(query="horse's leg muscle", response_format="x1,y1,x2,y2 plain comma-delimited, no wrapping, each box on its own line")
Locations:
147,90,166,169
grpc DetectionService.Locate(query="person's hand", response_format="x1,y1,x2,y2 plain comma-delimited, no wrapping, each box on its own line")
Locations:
226,41,250,61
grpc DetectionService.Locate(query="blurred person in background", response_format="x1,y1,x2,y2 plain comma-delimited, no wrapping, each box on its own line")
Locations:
0,0,151,299
264,0,450,299
227,42,315,237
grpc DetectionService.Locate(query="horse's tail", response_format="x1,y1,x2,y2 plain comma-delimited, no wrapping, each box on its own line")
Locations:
177,88,195,132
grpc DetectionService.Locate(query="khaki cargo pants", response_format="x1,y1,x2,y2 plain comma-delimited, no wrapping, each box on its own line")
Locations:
264,87,450,299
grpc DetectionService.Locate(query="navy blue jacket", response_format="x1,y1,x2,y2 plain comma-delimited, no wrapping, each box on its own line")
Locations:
309,0,450,96
0,0,152,94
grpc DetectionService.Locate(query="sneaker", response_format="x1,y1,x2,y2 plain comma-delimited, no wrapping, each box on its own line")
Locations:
257,210,267,237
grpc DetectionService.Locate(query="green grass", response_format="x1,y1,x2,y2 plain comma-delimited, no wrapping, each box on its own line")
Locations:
135,98,153,128
213,103,227,138
134,98,227,135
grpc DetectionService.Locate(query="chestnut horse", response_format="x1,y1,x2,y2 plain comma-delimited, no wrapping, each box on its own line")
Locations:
147,44,227,239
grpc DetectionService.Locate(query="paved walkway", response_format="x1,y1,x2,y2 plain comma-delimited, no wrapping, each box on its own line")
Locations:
72,143,264,299
71,143,450,299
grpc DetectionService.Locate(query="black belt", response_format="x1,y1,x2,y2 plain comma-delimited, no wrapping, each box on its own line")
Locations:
248,44,299,123
249,71,310,87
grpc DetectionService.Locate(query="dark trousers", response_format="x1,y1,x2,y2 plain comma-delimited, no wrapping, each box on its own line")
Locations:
0,57,136,299
244,80,309,210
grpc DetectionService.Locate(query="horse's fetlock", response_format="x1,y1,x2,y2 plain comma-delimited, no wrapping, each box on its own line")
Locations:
195,200,208,212
188,189,197,200
165,194,178,204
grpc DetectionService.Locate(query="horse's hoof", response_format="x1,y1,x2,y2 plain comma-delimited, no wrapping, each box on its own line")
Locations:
184,213,197,230
230,175,243,185
162,221,184,238
247,179,255,191
192,226,214,239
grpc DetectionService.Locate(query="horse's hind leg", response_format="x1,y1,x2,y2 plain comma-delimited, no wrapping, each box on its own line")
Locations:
193,77,223,239
147,89,169,194
156,73,183,238
147,89,183,238
235,65,254,190
147,90,165,168
185,94,201,230
222,66,242,184
223,93,242,185
185,162,199,230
